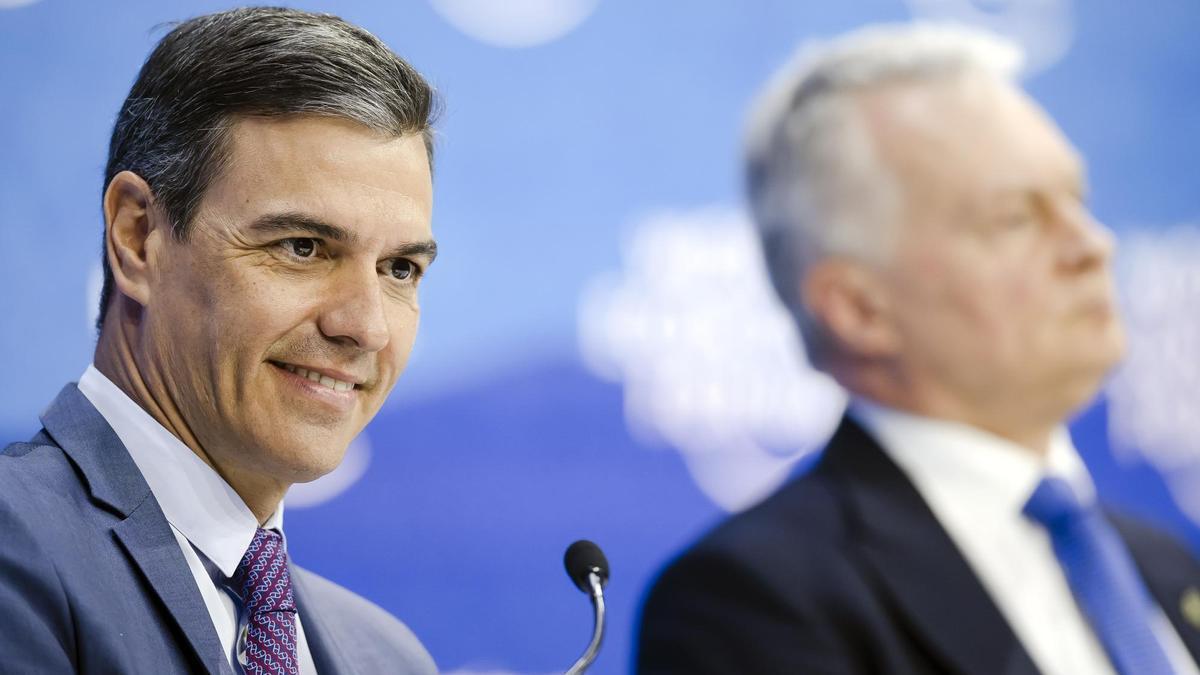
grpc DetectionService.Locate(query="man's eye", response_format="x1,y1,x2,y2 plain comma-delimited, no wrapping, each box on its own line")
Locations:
285,238,318,258
1003,213,1036,229
389,259,417,281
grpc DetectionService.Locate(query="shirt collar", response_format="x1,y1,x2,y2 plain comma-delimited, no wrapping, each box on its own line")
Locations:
78,364,284,577
848,397,1095,517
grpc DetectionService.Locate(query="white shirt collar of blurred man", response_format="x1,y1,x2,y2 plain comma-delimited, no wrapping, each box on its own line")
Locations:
851,397,1198,675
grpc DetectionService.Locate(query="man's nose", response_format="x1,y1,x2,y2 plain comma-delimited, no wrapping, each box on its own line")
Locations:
1056,201,1115,273
317,264,390,352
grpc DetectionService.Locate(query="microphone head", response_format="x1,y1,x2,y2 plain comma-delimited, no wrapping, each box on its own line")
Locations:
564,539,609,593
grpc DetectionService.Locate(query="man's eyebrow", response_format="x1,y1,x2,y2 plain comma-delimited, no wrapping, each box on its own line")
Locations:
249,213,356,244
389,241,438,264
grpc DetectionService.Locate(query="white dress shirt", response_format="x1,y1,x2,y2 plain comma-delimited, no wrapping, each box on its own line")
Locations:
851,398,1197,675
78,365,316,674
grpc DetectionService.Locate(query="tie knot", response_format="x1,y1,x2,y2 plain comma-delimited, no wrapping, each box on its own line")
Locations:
1023,476,1088,529
233,528,296,615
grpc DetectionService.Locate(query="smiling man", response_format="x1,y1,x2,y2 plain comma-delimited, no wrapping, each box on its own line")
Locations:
1,8,438,674
638,24,1200,675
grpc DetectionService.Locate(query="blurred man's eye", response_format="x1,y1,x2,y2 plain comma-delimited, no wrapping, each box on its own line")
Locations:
1001,211,1037,230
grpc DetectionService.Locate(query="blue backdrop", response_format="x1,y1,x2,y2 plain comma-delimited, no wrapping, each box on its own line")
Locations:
2,1,1199,673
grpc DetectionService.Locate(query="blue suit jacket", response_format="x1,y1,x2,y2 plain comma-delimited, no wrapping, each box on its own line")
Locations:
0,384,437,674
637,416,1200,674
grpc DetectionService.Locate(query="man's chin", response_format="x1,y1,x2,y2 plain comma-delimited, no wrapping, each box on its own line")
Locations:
1054,358,1121,416
1083,336,1127,385
273,449,350,485
253,430,356,485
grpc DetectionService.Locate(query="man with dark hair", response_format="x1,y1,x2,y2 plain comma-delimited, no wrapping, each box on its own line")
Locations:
1,8,439,674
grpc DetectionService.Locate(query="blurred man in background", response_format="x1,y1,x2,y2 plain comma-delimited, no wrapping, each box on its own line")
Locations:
638,24,1200,674
0,8,438,674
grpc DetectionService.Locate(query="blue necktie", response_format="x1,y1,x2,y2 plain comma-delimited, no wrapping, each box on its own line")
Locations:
1023,476,1176,675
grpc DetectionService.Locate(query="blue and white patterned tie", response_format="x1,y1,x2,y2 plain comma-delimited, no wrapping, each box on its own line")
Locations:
233,528,299,675
1023,476,1176,675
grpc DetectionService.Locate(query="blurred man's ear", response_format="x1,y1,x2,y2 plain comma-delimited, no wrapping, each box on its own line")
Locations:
801,259,901,359
103,171,166,309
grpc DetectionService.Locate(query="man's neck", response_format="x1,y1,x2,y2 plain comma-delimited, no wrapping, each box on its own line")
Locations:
836,364,1057,456
860,394,1055,456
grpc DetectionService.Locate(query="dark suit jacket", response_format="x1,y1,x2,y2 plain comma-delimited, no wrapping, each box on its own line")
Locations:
0,384,436,674
637,416,1200,674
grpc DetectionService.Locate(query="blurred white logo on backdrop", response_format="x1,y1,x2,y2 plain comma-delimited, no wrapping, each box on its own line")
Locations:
428,0,600,49
578,207,846,512
0,0,41,8
1107,225,1200,526
903,0,1075,75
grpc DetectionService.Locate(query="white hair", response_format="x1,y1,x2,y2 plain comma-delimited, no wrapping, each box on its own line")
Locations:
745,22,1023,365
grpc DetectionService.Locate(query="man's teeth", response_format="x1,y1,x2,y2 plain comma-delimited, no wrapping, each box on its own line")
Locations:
281,364,355,392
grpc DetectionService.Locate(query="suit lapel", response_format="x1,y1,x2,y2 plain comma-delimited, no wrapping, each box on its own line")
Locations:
40,384,231,675
821,417,1040,675
1114,515,1200,664
1163,583,1200,664
291,565,352,674
1153,585,1200,664
112,502,234,675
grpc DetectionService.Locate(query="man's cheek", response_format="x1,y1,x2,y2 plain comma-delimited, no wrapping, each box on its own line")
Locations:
1002,279,1044,316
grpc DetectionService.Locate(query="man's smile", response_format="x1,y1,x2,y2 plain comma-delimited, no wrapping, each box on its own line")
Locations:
269,360,364,392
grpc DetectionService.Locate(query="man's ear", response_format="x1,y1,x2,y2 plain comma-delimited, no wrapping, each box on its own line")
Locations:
800,259,901,359
103,171,166,308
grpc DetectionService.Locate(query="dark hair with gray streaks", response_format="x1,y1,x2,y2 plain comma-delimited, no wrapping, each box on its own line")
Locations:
97,6,439,330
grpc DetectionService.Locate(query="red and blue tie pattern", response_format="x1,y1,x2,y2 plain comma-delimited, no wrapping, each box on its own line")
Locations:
233,528,299,675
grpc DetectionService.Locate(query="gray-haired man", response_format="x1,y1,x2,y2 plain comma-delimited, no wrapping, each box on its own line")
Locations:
638,24,1200,675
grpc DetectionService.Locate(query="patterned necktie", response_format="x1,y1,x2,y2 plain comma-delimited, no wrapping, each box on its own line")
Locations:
233,528,300,675
1023,476,1176,675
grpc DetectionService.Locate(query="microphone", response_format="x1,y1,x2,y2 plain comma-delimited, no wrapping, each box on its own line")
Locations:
563,539,609,675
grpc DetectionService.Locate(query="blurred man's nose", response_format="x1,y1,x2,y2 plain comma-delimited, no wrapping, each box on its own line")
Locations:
1056,200,1115,273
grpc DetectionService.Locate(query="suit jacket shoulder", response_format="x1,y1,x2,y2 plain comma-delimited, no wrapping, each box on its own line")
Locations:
1,400,226,674
638,416,1200,675
638,417,1041,675
293,566,438,675
1,385,437,675
0,436,89,673
637,430,892,674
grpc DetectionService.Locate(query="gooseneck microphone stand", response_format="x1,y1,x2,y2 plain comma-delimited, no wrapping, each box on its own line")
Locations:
563,540,609,674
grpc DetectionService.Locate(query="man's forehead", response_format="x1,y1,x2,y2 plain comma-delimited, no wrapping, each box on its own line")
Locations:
200,115,433,223
857,75,1083,189
221,115,428,174
855,75,1023,138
